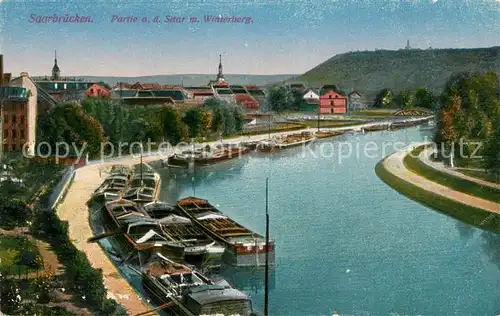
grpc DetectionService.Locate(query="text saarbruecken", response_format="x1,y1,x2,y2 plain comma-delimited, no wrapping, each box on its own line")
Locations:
27,14,253,24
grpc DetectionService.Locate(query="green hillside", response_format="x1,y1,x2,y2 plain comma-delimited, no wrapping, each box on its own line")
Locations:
295,46,500,100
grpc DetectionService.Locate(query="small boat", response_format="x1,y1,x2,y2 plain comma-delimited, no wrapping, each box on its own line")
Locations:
91,174,130,203
165,145,249,167
123,164,161,204
141,253,254,316
363,124,389,132
176,197,275,267
257,132,315,152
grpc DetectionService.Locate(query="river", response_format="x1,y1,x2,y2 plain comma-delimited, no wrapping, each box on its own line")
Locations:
155,125,500,316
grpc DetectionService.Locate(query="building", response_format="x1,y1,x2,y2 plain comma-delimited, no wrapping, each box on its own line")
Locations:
319,90,347,114
348,91,365,110
1,71,38,155
110,89,187,106
32,51,97,102
234,93,259,110
85,83,111,98
303,89,319,101
208,55,230,88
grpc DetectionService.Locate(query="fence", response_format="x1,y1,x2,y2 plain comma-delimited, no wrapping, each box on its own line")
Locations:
40,166,76,211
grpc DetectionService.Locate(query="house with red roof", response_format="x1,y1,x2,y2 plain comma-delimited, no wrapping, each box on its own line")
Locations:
319,90,347,114
85,83,110,98
235,93,259,110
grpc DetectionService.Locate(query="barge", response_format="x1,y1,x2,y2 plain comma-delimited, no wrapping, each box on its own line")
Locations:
142,253,254,316
92,199,225,263
315,130,345,139
165,144,249,168
257,132,315,152
122,163,161,205
176,197,275,267
90,165,132,203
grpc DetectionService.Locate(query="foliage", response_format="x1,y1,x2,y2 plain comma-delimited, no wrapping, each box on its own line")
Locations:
182,108,204,138
30,211,126,315
434,72,500,169
395,89,414,109
0,198,33,229
373,88,394,108
483,122,500,181
202,98,244,136
414,88,438,110
0,236,41,274
37,103,107,158
163,105,188,144
266,85,295,112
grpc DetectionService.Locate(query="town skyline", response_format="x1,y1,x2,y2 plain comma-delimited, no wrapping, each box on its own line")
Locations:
1,0,499,76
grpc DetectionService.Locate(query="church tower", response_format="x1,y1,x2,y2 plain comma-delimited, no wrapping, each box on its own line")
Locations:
51,50,60,80
216,54,225,82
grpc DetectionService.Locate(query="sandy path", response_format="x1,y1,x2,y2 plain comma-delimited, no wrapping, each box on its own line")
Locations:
382,144,500,215
56,156,158,316
419,145,500,190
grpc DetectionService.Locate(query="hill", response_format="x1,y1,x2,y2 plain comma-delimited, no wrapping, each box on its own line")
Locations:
294,46,500,100
77,74,296,87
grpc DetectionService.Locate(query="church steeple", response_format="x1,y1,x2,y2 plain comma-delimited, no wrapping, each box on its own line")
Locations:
52,50,60,80
216,54,224,81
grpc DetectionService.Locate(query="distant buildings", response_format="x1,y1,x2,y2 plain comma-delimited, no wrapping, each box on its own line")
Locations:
31,51,97,102
85,83,111,98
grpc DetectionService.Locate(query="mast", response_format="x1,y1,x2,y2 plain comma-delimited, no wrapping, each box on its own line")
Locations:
264,177,269,316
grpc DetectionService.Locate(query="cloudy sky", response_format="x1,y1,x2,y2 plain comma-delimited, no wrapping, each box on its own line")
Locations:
1,0,499,76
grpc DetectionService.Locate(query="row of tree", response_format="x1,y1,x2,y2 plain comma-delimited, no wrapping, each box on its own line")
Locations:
434,72,500,178
373,88,439,109
36,98,245,158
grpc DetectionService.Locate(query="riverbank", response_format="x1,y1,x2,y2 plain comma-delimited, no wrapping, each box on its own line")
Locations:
376,144,500,233
56,157,158,315
55,115,433,314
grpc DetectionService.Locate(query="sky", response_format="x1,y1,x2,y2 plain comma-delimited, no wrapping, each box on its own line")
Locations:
0,0,499,76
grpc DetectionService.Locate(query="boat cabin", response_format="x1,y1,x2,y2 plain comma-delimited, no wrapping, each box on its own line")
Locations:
183,285,253,315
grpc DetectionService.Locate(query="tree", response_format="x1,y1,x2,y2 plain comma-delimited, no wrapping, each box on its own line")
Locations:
232,105,245,132
483,122,500,181
199,108,212,137
162,106,187,144
395,90,413,109
266,85,294,112
373,88,393,108
414,88,437,109
182,108,203,138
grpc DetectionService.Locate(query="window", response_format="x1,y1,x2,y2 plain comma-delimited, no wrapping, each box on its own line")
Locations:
90,88,94,94
20,130,24,139
12,114,16,123
329,95,332,99
3,129,7,137
20,116,24,124
330,101,334,106
64,83,67,89
12,130,16,138
54,83,58,89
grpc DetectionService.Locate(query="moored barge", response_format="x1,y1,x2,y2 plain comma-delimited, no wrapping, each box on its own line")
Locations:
257,131,315,152
176,197,275,267
141,253,254,316
165,144,249,168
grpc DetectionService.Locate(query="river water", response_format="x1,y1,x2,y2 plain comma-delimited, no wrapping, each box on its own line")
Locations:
97,125,499,316
154,126,499,316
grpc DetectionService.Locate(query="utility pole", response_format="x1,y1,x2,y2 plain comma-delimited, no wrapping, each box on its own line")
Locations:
140,143,144,186
317,85,324,132
264,177,270,316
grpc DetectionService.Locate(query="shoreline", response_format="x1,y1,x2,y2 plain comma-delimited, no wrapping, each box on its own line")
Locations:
376,144,500,232
55,116,433,314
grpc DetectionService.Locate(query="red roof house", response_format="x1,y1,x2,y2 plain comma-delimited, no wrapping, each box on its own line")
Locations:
234,93,260,110
319,90,347,114
85,83,111,98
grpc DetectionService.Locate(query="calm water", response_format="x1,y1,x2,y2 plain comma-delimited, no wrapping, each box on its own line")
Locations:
156,126,500,316
98,126,499,316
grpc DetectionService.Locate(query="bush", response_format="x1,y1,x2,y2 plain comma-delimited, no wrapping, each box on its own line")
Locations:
0,198,33,229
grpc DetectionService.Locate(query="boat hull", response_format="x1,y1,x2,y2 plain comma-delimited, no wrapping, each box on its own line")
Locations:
167,147,249,167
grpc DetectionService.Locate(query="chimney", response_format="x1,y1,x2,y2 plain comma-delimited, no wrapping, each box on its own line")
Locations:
0,54,3,86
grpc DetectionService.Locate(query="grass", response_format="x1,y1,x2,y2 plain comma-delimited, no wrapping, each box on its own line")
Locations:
375,159,500,234
350,109,397,117
404,146,500,203
0,235,43,275
459,169,500,184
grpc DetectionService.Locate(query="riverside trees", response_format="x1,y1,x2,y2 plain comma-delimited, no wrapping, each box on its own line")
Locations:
38,98,246,158
434,72,500,171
